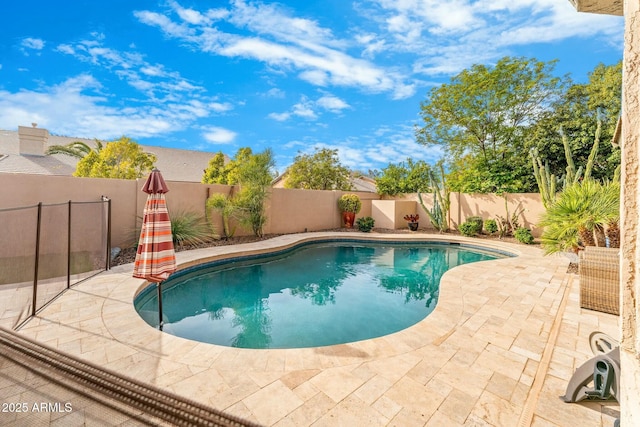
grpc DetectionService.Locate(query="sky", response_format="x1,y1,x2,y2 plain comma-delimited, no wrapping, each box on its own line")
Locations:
0,1,623,174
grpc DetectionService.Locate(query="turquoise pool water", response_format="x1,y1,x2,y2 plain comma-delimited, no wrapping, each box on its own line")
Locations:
134,242,504,349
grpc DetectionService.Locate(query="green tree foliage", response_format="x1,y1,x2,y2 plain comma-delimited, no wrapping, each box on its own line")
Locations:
416,56,565,193
201,152,227,184
74,136,156,179
202,147,254,185
526,61,621,183
375,159,432,196
284,148,352,190
234,149,276,237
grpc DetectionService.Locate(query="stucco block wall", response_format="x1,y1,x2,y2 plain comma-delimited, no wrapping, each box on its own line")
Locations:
620,0,640,423
371,200,419,229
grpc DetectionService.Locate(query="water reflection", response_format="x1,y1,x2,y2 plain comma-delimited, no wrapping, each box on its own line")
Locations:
136,243,500,348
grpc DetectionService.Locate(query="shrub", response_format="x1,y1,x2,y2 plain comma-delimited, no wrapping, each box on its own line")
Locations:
467,216,483,234
458,221,478,237
206,193,236,239
338,194,362,213
356,217,375,232
514,227,534,244
484,219,498,234
170,211,212,247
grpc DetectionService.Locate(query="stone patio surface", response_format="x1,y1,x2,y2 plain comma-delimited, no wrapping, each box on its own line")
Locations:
7,232,620,426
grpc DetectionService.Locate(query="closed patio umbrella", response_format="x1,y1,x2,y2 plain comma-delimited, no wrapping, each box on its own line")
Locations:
133,169,176,330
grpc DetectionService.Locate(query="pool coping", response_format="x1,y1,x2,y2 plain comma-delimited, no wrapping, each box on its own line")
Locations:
15,231,620,426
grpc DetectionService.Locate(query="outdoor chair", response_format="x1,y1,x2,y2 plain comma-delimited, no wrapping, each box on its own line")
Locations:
579,247,620,315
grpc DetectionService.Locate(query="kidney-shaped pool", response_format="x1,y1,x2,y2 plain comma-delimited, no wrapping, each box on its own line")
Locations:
134,241,509,349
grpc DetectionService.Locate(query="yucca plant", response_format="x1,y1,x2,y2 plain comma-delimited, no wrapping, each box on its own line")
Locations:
170,210,212,247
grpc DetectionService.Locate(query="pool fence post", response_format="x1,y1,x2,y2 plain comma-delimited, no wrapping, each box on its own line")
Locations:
32,202,42,317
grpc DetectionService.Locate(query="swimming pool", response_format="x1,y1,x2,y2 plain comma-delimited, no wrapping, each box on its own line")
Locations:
134,241,506,349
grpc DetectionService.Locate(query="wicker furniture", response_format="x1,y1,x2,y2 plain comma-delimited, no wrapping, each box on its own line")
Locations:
579,246,620,315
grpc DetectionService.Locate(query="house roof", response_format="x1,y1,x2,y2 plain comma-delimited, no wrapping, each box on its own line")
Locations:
0,128,221,182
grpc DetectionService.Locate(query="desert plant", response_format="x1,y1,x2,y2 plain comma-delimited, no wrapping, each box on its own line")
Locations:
356,217,375,232
233,149,275,237
484,219,498,234
337,194,362,213
206,193,237,239
531,113,604,209
539,180,618,254
458,221,478,237
418,160,450,232
467,216,483,234
170,211,212,247
514,227,534,244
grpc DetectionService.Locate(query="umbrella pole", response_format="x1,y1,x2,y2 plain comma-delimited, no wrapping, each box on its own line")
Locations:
157,281,164,331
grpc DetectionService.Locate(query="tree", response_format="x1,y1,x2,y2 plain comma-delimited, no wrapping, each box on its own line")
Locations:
525,61,621,183
284,148,352,190
235,149,276,237
375,159,432,196
202,148,252,185
416,56,565,193
201,152,227,184
74,136,156,179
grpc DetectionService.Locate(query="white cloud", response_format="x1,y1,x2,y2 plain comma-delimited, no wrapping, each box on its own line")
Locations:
0,74,226,140
365,0,622,76
280,125,443,170
292,99,317,119
264,88,285,98
316,95,349,112
135,1,415,99
56,44,75,55
268,112,291,121
202,126,237,143
22,38,45,50
52,35,239,121
21,38,45,56
268,93,349,122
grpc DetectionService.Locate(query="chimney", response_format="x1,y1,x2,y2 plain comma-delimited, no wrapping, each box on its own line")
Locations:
18,123,49,156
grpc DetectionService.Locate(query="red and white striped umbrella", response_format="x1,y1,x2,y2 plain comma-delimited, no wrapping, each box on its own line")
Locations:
133,169,176,329
133,169,176,281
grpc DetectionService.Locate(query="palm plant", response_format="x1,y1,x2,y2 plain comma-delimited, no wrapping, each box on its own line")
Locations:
46,139,103,159
539,179,619,254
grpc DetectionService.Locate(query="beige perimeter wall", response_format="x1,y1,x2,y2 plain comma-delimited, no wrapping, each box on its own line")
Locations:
1,174,546,251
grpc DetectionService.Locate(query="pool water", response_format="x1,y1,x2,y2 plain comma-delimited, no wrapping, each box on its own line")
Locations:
134,242,502,349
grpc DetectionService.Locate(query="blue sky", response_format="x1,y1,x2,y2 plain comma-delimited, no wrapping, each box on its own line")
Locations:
0,1,623,173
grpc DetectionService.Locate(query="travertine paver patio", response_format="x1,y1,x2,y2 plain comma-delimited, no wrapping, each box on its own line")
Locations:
9,232,619,426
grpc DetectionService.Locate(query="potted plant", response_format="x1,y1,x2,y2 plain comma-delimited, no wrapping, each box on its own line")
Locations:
338,194,362,228
404,214,419,231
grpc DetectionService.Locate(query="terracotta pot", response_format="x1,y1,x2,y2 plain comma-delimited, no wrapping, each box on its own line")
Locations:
342,212,356,228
